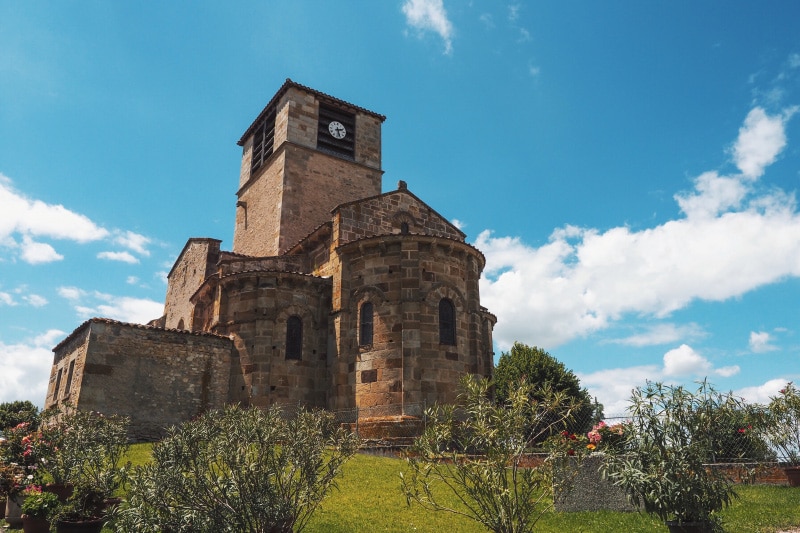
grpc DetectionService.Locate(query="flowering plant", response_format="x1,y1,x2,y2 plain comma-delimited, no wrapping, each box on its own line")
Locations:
20,485,61,519
546,430,592,457
760,382,800,465
0,421,51,495
586,420,627,452
0,462,37,496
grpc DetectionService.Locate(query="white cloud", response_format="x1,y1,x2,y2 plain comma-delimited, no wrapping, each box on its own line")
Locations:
663,344,711,376
97,251,139,264
478,106,800,351
581,344,739,416
126,276,139,285
0,174,109,245
749,330,778,353
579,365,660,416
0,292,16,306
732,107,794,179
675,171,749,219
402,0,454,54
609,323,705,347
508,4,521,21
23,294,48,307
72,291,163,324
790,53,800,69
736,377,793,405
58,286,86,301
451,218,465,230
0,329,65,407
20,235,63,264
114,230,151,256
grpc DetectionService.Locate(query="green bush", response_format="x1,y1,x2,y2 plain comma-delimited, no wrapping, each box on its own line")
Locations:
603,380,740,530
114,405,359,533
0,400,39,431
402,375,583,533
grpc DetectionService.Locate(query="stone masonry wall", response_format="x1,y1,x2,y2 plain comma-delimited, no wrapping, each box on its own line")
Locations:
331,235,492,414
211,271,331,409
335,190,465,247
48,320,233,441
164,239,221,330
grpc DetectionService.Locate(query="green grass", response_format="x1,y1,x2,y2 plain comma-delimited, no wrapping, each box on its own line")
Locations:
108,445,800,532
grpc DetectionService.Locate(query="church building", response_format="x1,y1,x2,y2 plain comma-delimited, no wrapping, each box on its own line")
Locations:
44,80,496,440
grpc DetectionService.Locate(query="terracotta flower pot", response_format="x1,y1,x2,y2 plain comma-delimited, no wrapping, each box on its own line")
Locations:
784,465,800,487
55,518,105,533
22,514,51,533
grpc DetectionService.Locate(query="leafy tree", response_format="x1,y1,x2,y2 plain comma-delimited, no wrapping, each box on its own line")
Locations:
401,375,582,533
494,343,597,435
114,405,359,533
0,400,39,431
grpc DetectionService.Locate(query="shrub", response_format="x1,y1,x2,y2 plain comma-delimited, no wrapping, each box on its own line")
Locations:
603,380,740,530
114,405,359,533
401,375,583,533
0,401,39,431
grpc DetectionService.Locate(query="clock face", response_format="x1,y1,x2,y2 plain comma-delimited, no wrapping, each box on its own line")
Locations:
328,121,346,140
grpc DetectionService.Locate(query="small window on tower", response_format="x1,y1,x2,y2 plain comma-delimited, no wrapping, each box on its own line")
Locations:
64,360,76,396
286,316,303,360
317,103,355,160
250,107,277,176
360,302,373,346
439,298,456,346
53,368,63,399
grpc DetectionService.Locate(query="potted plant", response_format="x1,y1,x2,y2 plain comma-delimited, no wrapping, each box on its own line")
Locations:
760,382,800,486
603,380,740,533
20,485,60,533
50,482,107,533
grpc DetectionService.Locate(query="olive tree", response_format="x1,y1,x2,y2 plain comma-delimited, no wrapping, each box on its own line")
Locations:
401,376,582,533
114,405,359,533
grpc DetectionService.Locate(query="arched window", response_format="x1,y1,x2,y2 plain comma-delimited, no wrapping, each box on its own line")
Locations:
360,302,374,346
286,315,303,360
439,298,456,346
400,222,409,235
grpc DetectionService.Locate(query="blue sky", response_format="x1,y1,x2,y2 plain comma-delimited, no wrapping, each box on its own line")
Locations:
2,1,800,415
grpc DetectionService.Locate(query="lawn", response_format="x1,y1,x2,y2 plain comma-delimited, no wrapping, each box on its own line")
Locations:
106,444,800,532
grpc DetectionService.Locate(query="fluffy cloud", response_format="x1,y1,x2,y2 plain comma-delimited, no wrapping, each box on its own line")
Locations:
57,286,86,301
608,323,706,347
749,331,778,353
402,0,454,54
97,251,139,264
20,236,63,264
114,230,151,256
0,174,153,264
76,292,163,324
0,329,65,406
23,294,48,307
580,344,739,416
732,107,795,179
478,106,800,351
0,174,109,247
663,344,711,376
736,378,792,405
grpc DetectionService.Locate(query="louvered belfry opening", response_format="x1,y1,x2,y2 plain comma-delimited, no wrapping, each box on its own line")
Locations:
317,103,355,160
250,107,277,175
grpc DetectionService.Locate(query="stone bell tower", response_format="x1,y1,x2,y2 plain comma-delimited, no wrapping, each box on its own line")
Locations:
233,79,386,257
